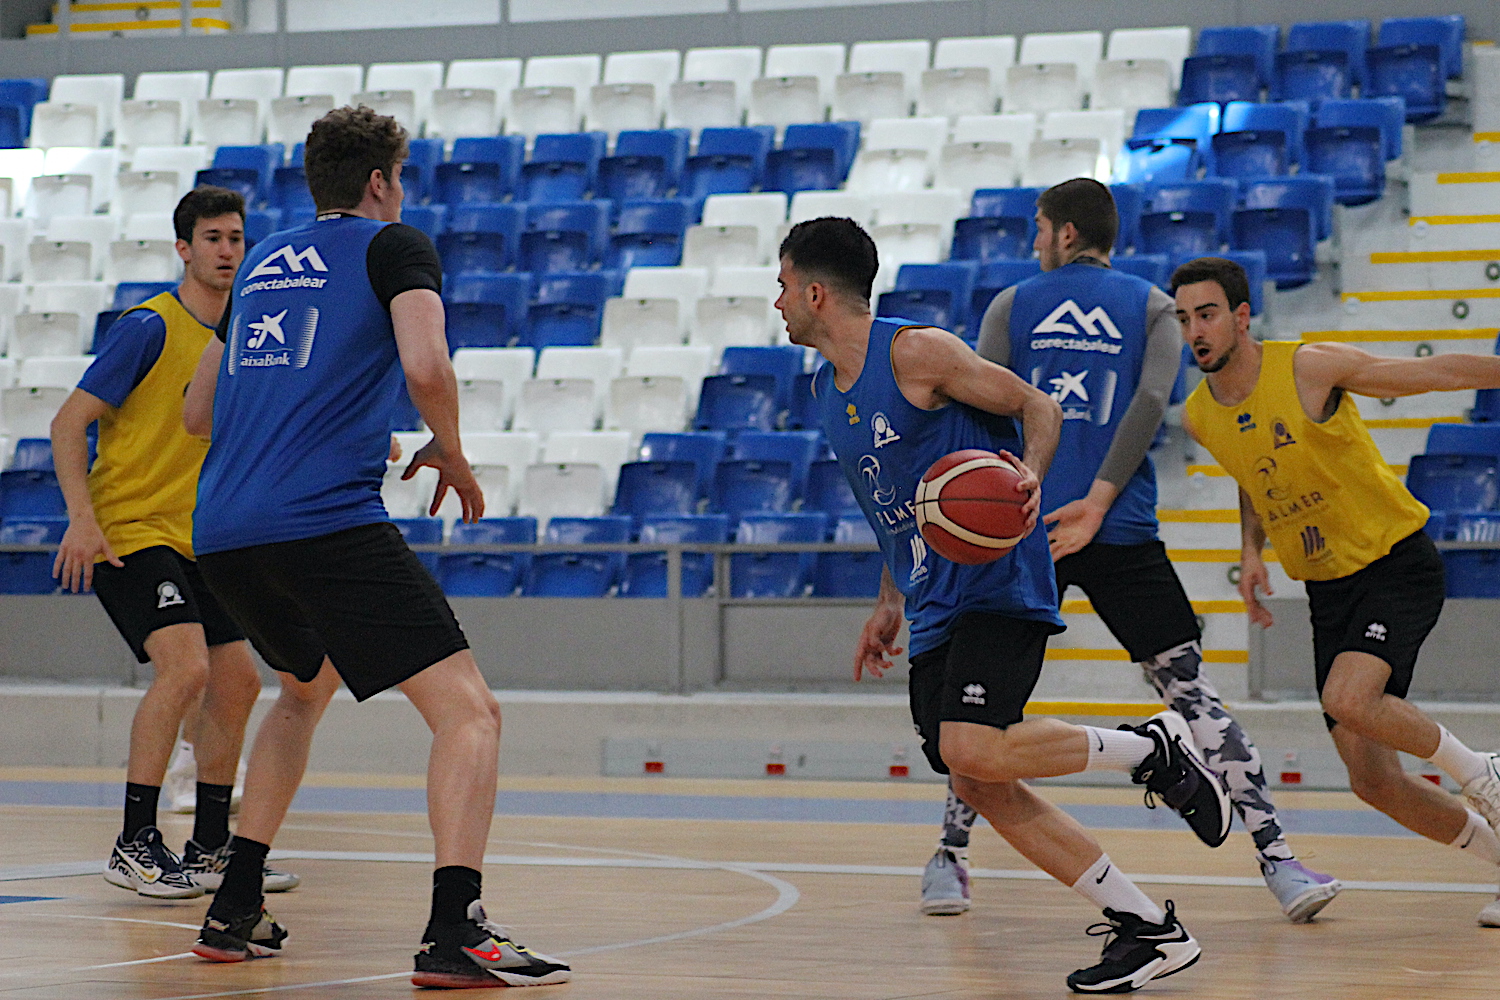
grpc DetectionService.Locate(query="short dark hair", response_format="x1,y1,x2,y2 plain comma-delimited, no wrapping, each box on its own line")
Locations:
174,186,244,242
1170,256,1251,312
303,105,409,212
777,217,879,303
1036,177,1117,255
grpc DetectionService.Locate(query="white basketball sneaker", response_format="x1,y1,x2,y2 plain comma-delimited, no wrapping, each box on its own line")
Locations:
1479,890,1500,928
920,845,971,915
1460,753,1500,835
163,740,197,814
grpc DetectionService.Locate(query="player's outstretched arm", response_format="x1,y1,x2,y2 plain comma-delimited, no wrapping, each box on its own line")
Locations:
183,337,224,438
391,288,484,523
50,389,123,592
1237,487,1274,628
854,566,905,681
1298,341,1500,402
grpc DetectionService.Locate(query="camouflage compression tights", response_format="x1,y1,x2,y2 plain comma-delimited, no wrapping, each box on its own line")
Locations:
938,640,1294,862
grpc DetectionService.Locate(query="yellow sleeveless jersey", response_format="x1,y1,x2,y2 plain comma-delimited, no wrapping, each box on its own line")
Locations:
88,292,213,561
1183,340,1429,581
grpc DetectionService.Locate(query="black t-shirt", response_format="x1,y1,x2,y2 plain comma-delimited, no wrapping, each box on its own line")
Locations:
217,217,443,342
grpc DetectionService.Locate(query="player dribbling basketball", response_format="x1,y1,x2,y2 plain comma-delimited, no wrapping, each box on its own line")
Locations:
778,216,1232,993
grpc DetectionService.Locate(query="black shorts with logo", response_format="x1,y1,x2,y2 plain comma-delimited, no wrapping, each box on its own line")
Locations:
92,545,246,664
907,611,1061,775
197,522,469,702
1307,531,1445,730
1053,539,1201,662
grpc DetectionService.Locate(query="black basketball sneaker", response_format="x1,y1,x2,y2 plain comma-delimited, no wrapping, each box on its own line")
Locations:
1124,710,1232,848
1066,901,1200,993
412,901,572,988
192,905,288,962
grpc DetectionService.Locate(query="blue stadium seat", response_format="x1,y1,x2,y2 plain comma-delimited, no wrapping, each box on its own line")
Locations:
1366,43,1446,122
9,438,52,471
436,203,525,275
1139,211,1220,261
1426,424,1500,458
597,129,690,201
520,201,611,274
1315,98,1404,162
195,168,260,208
0,104,23,148
1379,15,1465,81
612,460,700,523
811,514,882,597
719,345,805,413
437,517,537,597
1194,24,1280,90
434,136,525,206
1287,20,1371,90
1218,249,1269,316
786,371,819,431
1304,123,1385,205
730,512,827,598
1144,178,1237,239
971,258,1042,320
952,187,1039,264
0,469,65,520
805,459,859,514
390,382,421,432
619,514,729,598
879,261,980,335
1178,54,1261,107
244,208,280,248
680,126,776,200
638,431,728,498
519,131,608,204
1110,184,1145,253
763,121,862,195
402,204,447,243
526,271,611,349
1113,253,1170,290
0,78,48,141
1231,207,1315,289
711,459,794,521
91,310,122,352
443,272,531,351
523,515,632,597
1274,49,1353,104
270,166,314,213
694,375,779,434
388,517,443,574
112,282,175,310
970,186,1041,222
1218,101,1309,173
730,430,823,496
207,144,284,202
1442,549,1500,598
1407,453,1498,516
607,199,690,270
0,516,66,594
399,138,444,206
1240,175,1335,243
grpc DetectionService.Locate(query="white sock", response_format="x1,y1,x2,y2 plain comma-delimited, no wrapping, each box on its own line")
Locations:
1070,854,1166,924
1451,809,1500,866
1427,726,1490,786
1082,727,1156,773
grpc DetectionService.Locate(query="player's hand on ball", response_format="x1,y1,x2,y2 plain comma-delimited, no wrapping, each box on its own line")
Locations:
855,601,904,681
1044,497,1106,561
405,438,486,523
997,450,1040,538
53,518,124,593
1238,552,1275,628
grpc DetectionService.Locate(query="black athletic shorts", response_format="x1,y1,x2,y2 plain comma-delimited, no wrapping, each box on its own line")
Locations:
1053,539,1201,662
92,545,245,664
197,522,470,702
907,611,1060,775
1307,530,1445,731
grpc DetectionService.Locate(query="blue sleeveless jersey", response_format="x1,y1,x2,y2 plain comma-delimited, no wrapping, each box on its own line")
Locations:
1008,261,1159,545
195,216,402,554
815,318,1063,656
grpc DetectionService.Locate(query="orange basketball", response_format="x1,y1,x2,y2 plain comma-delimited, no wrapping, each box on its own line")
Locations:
914,449,1030,564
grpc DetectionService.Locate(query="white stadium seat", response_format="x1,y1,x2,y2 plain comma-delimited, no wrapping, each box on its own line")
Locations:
848,39,931,106
34,215,117,282
622,266,709,327
464,431,541,471
0,150,44,219
442,59,522,136
953,112,1037,146
672,47,763,130
284,64,365,107
48,74,126,140
692,295,774,357
117,100,187,153
28,103,101,149
0,218,34,282
625,344,713,386
606,375,689,441
935,35,1017,78
754,44,845,130
361,61,445,136
591,50,681,133
925,36,1015,118
542,430,632,495
788,189,874,226
1042,108,1127,162
936,140,1021,196
699,193,787,264
0,386,69,440
535,345,624,413
708,265,780,301
16,355,90,390
1018,30,1104,94
109,239,179,284
0,284,23,352
764,43,847,109
121,213,176,242
126,146,210,205
458,378,508,433
28,148,119,221
447,58,525,95
133,71,211,137
1004,63,1083,115
868,189,964,291
524,54,604,92
848,116,949,192
512,54,601,136
601,297,683,352
452,347,535,425
382,461,439,519
514,378,599,434
202,67,285,145
1024,137,1104,187
518,462,607,526
269,95,333,148
1106,26,1191,90
1091,60,1173,116
11,312,85,359
0,357,15,388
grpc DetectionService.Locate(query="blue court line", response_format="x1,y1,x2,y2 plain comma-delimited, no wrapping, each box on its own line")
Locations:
0,781,1418,838
0,895,59,904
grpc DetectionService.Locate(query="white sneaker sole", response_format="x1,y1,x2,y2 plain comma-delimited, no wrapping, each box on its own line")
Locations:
921,896,970,915
1281,880,1342,923
104,864,204,899
190,872,300,893
1478,899,1500,927
1070,938,1201,993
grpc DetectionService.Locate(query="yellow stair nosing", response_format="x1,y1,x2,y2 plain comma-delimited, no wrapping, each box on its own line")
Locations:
1435,172,1500,184
1302,329,1498,342
1369,250,1500,264
1408,215,1500,226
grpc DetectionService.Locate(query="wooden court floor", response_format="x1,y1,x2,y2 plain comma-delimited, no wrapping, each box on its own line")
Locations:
2,775,1499,999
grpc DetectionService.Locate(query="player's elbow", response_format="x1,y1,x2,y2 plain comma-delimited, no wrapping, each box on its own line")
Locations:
182,400,212,438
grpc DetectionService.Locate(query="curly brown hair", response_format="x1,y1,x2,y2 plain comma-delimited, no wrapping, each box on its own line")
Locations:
304,105,409,212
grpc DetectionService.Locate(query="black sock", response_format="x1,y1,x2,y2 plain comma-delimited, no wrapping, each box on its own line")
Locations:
208,836,268,918
192,783,234,852
122,783,160,842
429,866,482,929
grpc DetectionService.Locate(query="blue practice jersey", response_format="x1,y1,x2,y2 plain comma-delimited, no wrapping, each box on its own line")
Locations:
815,318,1063,656
1008,261,1159,545
195,216,403,554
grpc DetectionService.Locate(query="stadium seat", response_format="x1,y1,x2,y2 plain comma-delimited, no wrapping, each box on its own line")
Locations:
1407,453,1498,517
444,273,531,351
117,94,190,152
0,516,65,594
587,50,680,135
730,431,822,495
434,136,525,207
687,192,787,268
284,64,363,107
639,431,728,498
1380,15,1466,81
542,430,631,497
0,386,69,441
28,101,101,149
1003,63,1083,116
1092,59,1173,118
1130,103,1220,168
971,258,1043,319
130,71,209,143
952,114,1037,173
1143,177,1237,242
0,79,49,143
763,121,861,195
608,199,691,271
601,298,682,353
812,514,882,597
111,282,174,311
533,345,622,411
522,515,630,597
923,36,1015,118
1178,54,1262,108
0,102,28,149
519,132,607,204
1240,175,1335,243
457,375,508,434
612,460,700,522
670,46,762,131
952,187,1038,264
713,455,794,520
48,73,125,140
753,45,843,130
879,261,979,334
358,61,444,137
15,357,89,391
1231,206,1316,289
524,272,612,350
465,430,542,511
1019,31,1105,96
787,190,873,228
0,468,66,519
1366,43,1446,121
804,459,859,514
9,438,53,471
848,40,930,104
1194,24,1279,89
454,350,535,428
403,205,447,244
1112,252,1170,289
436,61,518,139
201,67,283,146
694,374,778,434
1110,183,1145,253
1304,122,1385,205
518,462,610,526
1426,424,1500,459
437,204,524,279
437,517,536,597
520,201,611,274
1212,103,1301,179
596,129,689,201
730,512,827,598
1274,49,1354,104
620,514,728,598
31,147,118,219
680,126,774,201
1287,20,1371,90
719,345,804,413
626,343,714,386
784,372,818,432
606,373,689,440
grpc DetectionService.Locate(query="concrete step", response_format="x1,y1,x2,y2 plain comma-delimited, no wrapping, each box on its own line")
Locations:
1410,170,1500,218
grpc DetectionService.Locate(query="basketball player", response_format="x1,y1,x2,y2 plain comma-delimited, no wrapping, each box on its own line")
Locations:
780,217,1232,993
49,187,297,899
920,180,1340,923
179,107,569,987
1174,255,1500,926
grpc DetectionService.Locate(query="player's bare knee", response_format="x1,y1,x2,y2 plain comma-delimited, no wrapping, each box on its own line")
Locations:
1320,688,1371,731
1343,754,1404,807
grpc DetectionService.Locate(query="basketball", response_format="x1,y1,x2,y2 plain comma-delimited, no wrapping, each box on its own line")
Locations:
913,449,1031,564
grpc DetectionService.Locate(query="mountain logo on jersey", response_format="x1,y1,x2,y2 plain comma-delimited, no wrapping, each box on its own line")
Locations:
248,244,329,279
871,412,901,448
1029,300,1123,355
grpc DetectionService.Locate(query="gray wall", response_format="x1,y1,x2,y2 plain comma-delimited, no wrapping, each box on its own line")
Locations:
0,0,1495,82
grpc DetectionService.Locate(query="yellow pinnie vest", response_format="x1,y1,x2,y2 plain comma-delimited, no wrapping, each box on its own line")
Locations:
1183,340,1429,581
88,291,213,562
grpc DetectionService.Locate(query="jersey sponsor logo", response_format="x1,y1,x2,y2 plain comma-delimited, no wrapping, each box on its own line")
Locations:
1254,456,1328,527
1237,412,1257,432
871,412,901,448
846,403,860,425
229,307,321,374
1364,622,1387,642
961,683,986,705
248,244,329,279
909,534,929,584
1301,524,1326,559
1029,300,1124,355
247,309,287,349
858,454,898,507
156,581,185,608
1031,367,1118,424
1048,370,1089,403
1273,420,1297,449
858,454,918,531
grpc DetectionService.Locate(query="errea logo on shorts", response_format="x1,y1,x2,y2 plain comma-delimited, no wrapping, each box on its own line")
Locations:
1365,622,1388,642
961,684,986,705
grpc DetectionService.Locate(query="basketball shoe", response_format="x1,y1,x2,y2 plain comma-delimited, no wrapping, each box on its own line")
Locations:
1478,891,1500,927
1066,901,1200,994
1124,711,1232,848
921,845,971,915
163,740,197,814
1261,858,1341,922
412,901,572,988
181,839,301,893
103,826,203,899
1460,752,1500,834
193,906,288,962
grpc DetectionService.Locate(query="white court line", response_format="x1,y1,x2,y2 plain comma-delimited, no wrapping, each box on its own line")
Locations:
78,951,198,970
